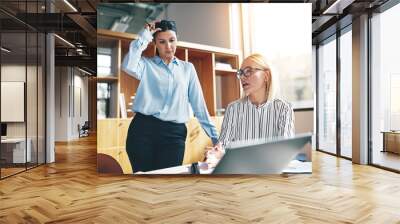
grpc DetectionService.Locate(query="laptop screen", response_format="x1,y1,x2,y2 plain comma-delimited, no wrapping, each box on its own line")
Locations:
212,134,312,174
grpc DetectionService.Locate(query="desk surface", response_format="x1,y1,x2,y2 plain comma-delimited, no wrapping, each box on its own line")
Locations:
1,138,27,143
135,160,312,175
381,131,400,134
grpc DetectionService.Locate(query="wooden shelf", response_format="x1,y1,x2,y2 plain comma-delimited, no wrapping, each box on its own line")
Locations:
215,68,238,74
98,29,138,40
98,29,240,56
97,76,118,82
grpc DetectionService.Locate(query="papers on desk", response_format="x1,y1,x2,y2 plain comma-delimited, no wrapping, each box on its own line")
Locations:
282,160,312,174
135,162,213,175
135,165,191,174
134,160,311,174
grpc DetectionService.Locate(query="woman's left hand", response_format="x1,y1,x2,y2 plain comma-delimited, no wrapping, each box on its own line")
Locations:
144,20,162,34
203,143,225,168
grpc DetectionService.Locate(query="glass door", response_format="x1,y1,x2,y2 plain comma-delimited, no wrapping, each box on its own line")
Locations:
317,36,337,155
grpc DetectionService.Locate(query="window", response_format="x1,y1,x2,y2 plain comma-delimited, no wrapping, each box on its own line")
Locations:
0,2,46,179
239,3,313,108
97,83,111,119
390,74,400,130
340,28,352,158
371,2,400,171
317,36,337,154
97,48,112,76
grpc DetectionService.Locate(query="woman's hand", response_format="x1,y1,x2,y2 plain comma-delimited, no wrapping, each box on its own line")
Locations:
204,143,225,168
144,20,162,34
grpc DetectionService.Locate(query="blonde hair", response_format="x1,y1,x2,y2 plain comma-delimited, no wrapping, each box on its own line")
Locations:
242,53,278,101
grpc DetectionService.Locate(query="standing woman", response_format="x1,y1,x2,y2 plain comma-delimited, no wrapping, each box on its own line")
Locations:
211,53,294,156
122,20,218,172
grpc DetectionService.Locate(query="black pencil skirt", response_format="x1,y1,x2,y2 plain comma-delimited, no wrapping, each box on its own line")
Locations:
125,113,187,172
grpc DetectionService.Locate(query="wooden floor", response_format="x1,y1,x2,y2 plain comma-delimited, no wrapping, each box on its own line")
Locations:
1,163,45,178
1,135,400,223
0,167,26,178
372,150,400,171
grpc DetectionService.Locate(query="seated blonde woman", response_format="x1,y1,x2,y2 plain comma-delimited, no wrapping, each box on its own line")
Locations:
206,53,295,163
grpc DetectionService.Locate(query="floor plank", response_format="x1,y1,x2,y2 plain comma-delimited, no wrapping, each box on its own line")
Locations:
1,135,400,223
372,151,400,171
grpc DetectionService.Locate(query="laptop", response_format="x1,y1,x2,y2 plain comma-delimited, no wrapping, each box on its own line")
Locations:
211,133,312,174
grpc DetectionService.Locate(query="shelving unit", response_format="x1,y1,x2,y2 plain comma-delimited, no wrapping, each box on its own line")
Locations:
97,36,120,118
97,28,241,118
97,77,119,82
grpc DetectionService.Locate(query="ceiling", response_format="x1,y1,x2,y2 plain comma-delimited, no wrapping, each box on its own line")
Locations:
0,0,99,75
0,0,394,75
97,3,167,33
309,0,390,44
0,1,167,75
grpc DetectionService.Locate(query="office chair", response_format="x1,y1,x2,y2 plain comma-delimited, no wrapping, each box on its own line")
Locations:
78,121,90,138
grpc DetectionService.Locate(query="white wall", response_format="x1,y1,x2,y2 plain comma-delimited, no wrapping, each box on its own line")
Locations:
160,3,231,49
1,65,38,137
55,66,69,141
55,67,89,141
1,64,46,163
1,65,27,141
294,110,314,134
71,73,89,138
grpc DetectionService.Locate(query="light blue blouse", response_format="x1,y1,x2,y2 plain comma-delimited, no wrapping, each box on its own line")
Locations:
121,28,219,144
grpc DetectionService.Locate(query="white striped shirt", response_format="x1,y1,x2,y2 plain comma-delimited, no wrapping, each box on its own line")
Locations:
218,97,295,148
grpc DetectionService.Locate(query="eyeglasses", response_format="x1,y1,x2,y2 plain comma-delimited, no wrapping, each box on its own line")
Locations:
236,67,265,79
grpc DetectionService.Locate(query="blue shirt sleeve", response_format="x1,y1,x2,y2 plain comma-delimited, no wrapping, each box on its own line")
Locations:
121,28,153,80
187,63,219,145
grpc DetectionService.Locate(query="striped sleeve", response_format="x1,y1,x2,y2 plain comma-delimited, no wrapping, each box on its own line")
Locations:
218,103,236,148
279,102,295,137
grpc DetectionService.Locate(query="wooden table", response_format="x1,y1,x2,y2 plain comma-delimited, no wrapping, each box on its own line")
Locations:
381,131,400,154
134,160,312,175
1,138,31,164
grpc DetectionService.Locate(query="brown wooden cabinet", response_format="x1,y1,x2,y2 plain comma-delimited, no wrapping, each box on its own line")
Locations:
97,29,241,117
382,131,400,154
